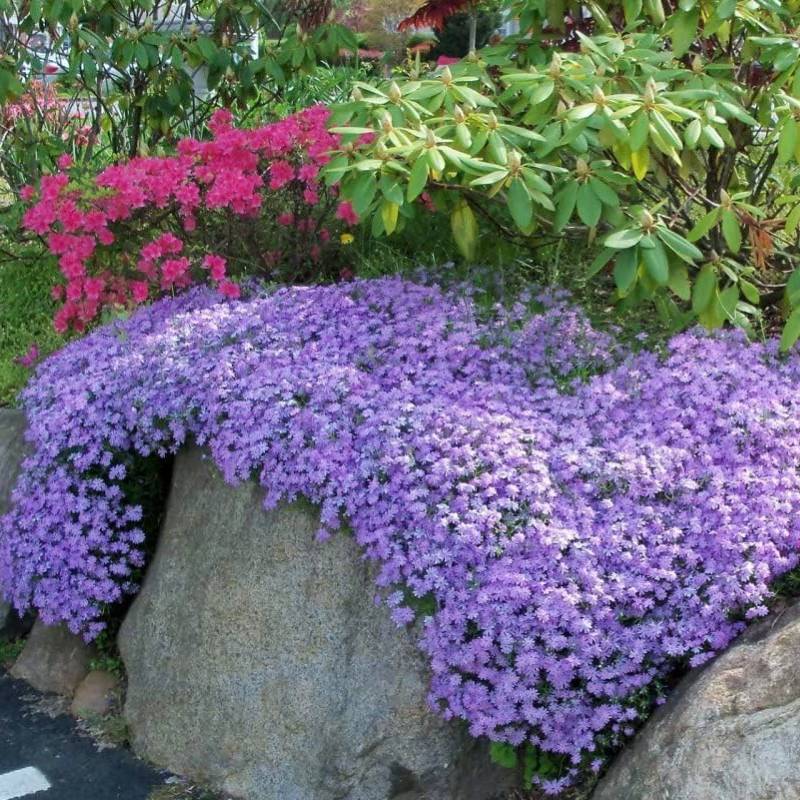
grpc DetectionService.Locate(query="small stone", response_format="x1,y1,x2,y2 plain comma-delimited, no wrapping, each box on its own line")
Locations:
71,670,120,717
11,621,96,696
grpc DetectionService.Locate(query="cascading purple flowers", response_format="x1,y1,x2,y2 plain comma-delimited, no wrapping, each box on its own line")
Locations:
3,277,800,791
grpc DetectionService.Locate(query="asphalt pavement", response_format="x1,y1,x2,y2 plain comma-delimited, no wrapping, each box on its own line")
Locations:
0,669,165,800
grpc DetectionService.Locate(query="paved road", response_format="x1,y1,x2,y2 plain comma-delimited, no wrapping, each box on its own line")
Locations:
0,669,165,800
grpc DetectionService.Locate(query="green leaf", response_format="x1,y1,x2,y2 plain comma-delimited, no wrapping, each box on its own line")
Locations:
407,155,429,202
508,179,534,229
684,118,702,149
605,228,644,249
588,247,614,277
553,181,579,232
692,264,717,313
629,112,650,151
778,118,798,165
781,308,800,352
588,177,619,207
668,262,691,300
687,209,721,242
670,8,700,57
721,209,742,253
451,201,478,261
740,279,760,305
614,248,639,293
656,226,704,262
576,182,602,227
786,268,800,306
381,200,400,235
642,238,670,285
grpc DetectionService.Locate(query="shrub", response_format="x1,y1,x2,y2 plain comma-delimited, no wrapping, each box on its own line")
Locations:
21,107,359,332
3,278,800,791
329,0,800,343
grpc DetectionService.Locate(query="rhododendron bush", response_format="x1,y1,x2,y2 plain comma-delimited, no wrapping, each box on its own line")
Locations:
3,277,800,790
22,107,358,332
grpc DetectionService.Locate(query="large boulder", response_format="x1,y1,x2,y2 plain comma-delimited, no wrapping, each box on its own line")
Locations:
119,448,512,800
593,600,800,800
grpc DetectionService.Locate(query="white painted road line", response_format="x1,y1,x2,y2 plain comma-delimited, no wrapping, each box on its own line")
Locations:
0,767,51,800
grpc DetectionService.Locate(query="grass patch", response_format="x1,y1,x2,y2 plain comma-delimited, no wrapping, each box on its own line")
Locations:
0,232,62,406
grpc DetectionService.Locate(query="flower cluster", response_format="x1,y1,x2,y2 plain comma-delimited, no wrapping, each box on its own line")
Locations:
3,279,800,792
22,107,355,332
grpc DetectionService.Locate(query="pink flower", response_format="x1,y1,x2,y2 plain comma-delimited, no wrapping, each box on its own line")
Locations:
269,161,295,190
203,254,228,281
437,55,460,66
20,185,36,201
130,281,149,304
56,154,74,170
218,280,241,299
278,212,295,227
336,201,359,226
14,344,39,368
44,63,58,75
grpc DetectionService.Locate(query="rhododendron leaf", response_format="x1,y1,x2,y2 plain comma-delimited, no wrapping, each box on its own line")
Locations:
631,147,650,180
656,227,704,262
605,228,644,249
688,209,720,242
780,308,800,351
588,247,614,277
553,180,579,232
740,279,760,306
407,155,430,202
667,262,691,300
692,264,717,312
381,201,400,235
721,209,742,253
642,238,670,285
508,179,534,229
613,247,639,293
576,182,602,227
451,201,478,260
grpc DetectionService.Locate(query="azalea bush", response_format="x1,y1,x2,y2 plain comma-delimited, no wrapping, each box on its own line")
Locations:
4,278,800,791
21,106,361,332
329,0,800,343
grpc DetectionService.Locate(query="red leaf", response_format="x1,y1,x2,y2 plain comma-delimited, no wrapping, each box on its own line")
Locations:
397,0,473,31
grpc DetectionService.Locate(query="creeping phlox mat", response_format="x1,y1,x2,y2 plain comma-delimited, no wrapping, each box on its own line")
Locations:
3,278,800,792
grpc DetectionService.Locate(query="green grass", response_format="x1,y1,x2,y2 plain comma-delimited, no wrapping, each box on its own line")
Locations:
0,239,62,407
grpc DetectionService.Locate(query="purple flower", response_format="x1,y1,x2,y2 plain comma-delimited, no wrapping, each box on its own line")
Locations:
3,277,800,792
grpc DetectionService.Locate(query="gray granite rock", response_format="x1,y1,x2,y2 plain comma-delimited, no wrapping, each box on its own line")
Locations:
0,408,27,516
0,408,33,639
119,447,513,800
71,670,120,717
11,621,96,696
592,601,800,800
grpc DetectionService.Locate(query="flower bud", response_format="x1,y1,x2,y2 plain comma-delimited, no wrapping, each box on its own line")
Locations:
575,157,590,178
425,127,437,149
351,87,363,102
548,52,562,78
487,111,499,130
508,150,522,174
592,86,606,107
453,104,466,124
641,209,655,229
388,82,402,104
381,112,393,133
440,66,453,86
